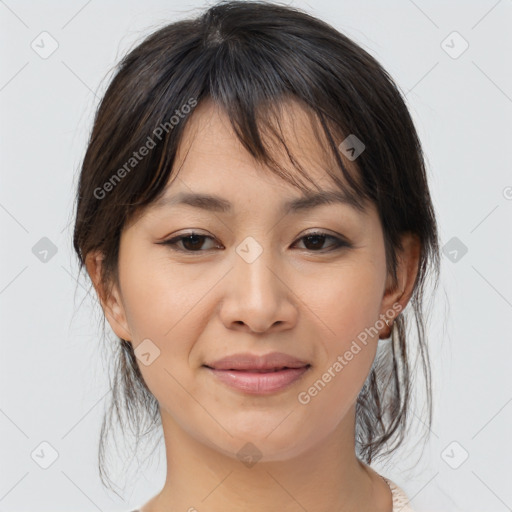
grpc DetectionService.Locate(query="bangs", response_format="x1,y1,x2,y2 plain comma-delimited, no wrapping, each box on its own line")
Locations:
108,6,378,219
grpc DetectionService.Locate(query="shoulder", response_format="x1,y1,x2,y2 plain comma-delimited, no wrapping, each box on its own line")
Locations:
380,476,416,512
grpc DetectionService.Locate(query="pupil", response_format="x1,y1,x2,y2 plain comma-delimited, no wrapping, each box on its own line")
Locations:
306,235,324,249
184,235,202,250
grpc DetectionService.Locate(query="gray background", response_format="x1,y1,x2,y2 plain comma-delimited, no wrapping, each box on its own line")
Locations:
1,0,511,510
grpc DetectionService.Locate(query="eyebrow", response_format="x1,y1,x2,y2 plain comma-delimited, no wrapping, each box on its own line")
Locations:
153,189,366,215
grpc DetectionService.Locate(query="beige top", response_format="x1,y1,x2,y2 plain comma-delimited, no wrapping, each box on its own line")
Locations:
381,476,415,511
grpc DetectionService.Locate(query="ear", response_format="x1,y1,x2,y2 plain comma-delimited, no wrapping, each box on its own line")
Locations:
379,232,421,336
85,250,132,342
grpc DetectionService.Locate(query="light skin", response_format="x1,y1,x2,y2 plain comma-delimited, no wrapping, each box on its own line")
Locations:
86,98,420,512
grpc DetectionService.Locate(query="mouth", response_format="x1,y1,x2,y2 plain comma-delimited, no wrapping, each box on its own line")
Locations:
203,365,309,372
203,364,312,394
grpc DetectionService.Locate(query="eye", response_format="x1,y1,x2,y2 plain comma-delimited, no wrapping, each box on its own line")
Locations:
158,230,350,253
158,232,220,252
292,231,350,252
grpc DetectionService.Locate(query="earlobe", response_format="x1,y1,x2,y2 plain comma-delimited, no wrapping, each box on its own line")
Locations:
379,232,421,336
84,251,132,342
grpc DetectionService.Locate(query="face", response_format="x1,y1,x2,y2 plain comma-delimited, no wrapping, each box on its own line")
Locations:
88,98,415,463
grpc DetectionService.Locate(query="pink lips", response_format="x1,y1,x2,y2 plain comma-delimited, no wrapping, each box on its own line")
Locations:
203,352,311,395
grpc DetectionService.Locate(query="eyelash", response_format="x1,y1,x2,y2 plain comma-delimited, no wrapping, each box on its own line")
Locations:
158,231,351,254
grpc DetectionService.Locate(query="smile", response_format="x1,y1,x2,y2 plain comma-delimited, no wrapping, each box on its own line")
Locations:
204,366,311,394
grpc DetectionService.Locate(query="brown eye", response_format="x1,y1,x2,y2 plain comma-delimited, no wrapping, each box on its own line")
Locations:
158,230,350,254
293,232,350,252
159,232,221,252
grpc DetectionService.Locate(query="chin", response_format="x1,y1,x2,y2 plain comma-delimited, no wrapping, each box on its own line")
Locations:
201,423,318,464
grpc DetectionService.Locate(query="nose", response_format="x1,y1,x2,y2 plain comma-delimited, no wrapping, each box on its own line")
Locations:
218,240,298,334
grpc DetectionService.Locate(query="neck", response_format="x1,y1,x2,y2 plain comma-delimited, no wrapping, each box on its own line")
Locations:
143,403,392,512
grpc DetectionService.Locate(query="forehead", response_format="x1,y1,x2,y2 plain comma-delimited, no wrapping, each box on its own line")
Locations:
134,98,375,229
170,97,361,191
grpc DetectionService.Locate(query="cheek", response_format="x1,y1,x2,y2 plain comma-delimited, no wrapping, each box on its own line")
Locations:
119,247,209,341
306,256,386,345
117,246,220,391
295,287,381,436
297,254,386,402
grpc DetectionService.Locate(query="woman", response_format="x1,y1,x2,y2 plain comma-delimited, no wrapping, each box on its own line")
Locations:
73,1,440,510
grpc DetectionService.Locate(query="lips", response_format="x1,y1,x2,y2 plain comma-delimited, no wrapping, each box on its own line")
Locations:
203,352,311,394
204,352,310,371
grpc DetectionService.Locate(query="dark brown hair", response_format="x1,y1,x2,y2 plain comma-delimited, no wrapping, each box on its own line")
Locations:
72,0,440,492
